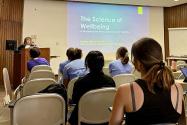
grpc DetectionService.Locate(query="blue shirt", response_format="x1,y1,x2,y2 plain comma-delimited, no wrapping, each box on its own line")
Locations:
109,59,134,77
27,58,49,72
63,59,87,80
59,60,70,74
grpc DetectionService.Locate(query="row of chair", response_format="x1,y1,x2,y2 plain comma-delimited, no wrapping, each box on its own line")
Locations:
24,65,55,82
2,66,55,125
5,64,184,106
102,67,141,79
3,65,56,102
11,87,116,125
3,64,187,125
66,74,135,102
3,65,118,125
21,78,57,97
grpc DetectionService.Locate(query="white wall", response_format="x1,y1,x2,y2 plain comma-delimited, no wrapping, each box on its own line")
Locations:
23,0,164,73
23,0,67,73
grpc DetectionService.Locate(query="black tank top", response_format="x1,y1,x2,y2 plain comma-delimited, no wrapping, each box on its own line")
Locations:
125,79,181,125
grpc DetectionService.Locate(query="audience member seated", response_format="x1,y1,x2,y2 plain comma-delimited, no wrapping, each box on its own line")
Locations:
109,47,134,77
63,48,87,87
68,50,116,125
109,38,183,125
59,48,74,74
27,47,49,72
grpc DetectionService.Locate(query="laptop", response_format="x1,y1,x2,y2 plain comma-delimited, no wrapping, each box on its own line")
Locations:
180,67,187,82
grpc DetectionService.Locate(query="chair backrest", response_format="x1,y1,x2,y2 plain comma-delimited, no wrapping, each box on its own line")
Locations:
67,77,79,101
172,71,182,79
78,88,116,125
22,78,57,97
13,94,66,125
133,70,141,79
28,70,55,81
113,74,135,88
3,68,12,99
31,65,52,72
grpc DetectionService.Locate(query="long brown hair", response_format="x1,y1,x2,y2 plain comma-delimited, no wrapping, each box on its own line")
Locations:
131,38,174,93
24,37,32,44
116,47,129,64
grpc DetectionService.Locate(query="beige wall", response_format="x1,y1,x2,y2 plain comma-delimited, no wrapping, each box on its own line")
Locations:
23,0,164,73
149,7,164,57
23,0,67,73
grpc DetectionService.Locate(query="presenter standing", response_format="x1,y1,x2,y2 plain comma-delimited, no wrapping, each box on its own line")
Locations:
18,37,35,51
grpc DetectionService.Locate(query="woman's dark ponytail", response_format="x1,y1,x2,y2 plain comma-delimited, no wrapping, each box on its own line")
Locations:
116,47,129,64
132,38,175,93
143,61,174,93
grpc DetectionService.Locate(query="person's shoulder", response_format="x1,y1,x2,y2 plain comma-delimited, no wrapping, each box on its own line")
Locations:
127,61,134,66
172,83,184,94
38,57,48,62
117,83,132,93
109,60,119,68
102,74,116,86
18,44,26,50
67,59,76,65
103,73,112,79
75,59,84,64
76,73,94,83
74,76,88,88
110,60,120,64
68,59,84,68
64,61,75,71
113,83,131,103
65,59,75,67
110,60,121,66
27,59,34,63
27,60,32,64
60,60,69,66
37,57,45,60
76,74,90,83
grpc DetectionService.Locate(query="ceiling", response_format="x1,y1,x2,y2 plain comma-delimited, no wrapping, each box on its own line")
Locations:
68,0,187,7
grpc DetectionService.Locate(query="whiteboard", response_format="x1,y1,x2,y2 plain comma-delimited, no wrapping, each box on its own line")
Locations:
169,28,187,57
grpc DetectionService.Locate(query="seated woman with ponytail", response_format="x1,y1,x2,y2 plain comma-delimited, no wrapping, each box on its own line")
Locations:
109,38,184,125
109,47,134,77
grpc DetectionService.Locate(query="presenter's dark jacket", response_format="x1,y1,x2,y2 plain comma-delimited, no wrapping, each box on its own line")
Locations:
18,44,26,51
18,44,35,51
69,72,115,125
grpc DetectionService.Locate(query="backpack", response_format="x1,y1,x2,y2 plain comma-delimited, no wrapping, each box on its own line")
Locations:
39,83,68,121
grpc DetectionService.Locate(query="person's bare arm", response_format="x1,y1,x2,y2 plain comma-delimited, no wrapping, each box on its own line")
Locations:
109,85,128,125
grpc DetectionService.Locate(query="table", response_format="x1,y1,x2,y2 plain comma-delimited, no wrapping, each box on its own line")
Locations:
167,56,187,66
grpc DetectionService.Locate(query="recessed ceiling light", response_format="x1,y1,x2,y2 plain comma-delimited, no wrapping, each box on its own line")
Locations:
174,0,179,1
